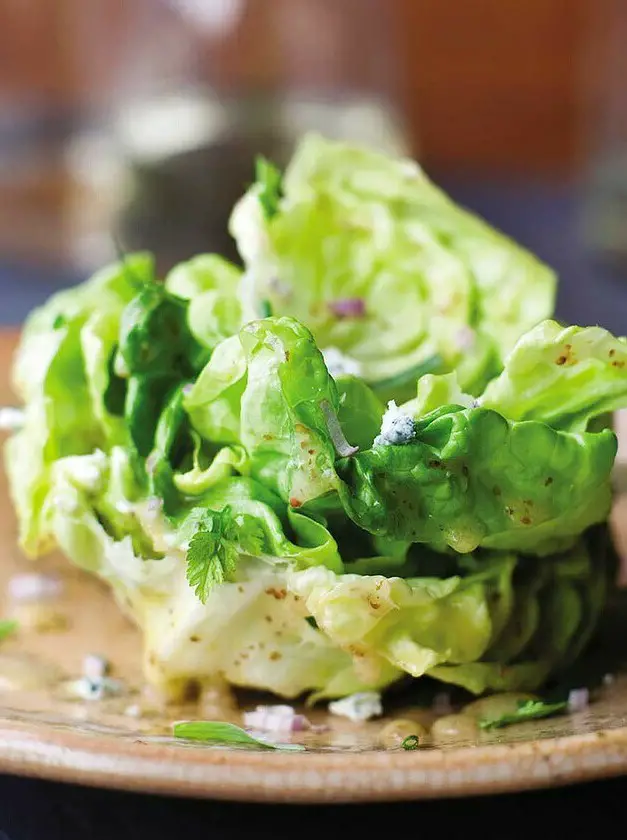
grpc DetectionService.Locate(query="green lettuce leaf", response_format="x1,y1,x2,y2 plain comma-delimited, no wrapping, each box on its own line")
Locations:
230,134,555,400
336,406,617,555
165,253,241,300
289,553,515,682
238,316,341,506
117,282,209,457
6,324,103,555
480,320,627,432
184,335,247,446
173,443,247,496
165,253,243,351
12,253,150,402
80,312,129,447
429,527,612,693
5,254,150,554
174,477,344,575
31,452,365,699
335,376,384,450
403,371,473,418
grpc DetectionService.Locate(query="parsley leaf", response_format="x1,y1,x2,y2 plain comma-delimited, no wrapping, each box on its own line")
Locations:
479,699,568,731
185,506,265,603
259,299,273,318
173,720,304,751
0,620,17,642
255,156,283,220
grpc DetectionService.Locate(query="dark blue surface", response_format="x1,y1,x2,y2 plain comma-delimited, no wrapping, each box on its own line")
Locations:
438,177,627,336
0,259,81,325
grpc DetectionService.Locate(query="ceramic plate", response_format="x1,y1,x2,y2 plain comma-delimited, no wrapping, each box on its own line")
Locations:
1,331,627,803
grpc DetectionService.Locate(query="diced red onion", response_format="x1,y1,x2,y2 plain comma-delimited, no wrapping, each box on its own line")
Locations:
567,687,589,713
455,326,476,351
243,704,312,733
7,573,64,603
328,298,366,319
82,653,110,681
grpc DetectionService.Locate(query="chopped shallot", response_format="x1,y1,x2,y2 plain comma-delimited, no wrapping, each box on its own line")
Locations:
567,687,590,713
455,326,476,351
7,573,63,603
82,653,110,681
243,704,312,733
329,692,383,722
328,298,366,319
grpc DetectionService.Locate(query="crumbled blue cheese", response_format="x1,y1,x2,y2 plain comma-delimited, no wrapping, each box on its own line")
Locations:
374,401,417,446
0,407,25,431
328,691,383,722
321,346,362,379
66,676,125,701
64,653,123,701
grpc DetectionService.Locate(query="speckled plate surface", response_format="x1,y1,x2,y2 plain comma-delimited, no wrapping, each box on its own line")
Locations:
1,331,627,803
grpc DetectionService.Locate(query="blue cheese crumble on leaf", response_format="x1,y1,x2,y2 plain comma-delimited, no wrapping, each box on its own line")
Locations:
374,401,417,446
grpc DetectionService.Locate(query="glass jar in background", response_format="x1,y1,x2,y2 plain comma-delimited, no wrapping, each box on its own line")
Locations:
58,0,411,274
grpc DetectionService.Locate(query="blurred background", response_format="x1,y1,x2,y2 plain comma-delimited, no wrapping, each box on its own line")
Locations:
0,0,626,332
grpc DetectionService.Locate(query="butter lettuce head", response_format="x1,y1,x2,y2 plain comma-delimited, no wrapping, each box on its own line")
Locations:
230,134,556,399
3,135,624,705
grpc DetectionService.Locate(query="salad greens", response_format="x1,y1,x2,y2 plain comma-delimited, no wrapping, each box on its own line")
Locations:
173,720,304,751
0,620,17,642
478,699,568,730
3,134,626,705
229,133,556,397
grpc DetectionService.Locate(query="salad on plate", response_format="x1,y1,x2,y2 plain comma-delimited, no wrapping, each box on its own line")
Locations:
3,134,627,727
